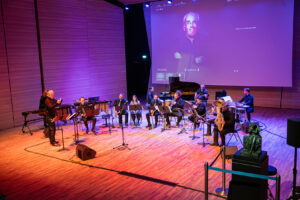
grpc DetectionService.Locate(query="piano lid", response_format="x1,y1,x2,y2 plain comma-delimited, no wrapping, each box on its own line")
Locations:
169,77,200,94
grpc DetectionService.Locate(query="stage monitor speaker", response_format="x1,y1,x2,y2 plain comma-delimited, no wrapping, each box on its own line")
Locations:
76,144,96,161
221,146,238,159
287,118,300,148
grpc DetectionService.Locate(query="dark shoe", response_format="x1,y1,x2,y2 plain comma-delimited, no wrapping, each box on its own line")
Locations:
166,124,171,129
91,130,96,135
204,133,211,136
51,142,60,147
86,129,89,134
154,124,158,128
125,123,128,127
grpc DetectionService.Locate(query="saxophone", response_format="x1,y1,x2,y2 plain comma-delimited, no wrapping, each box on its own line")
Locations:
213,100,226,131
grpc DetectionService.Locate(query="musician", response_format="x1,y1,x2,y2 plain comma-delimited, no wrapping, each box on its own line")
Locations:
195,84,209,105
76,97,96,134
165,90,185,128
146,94,162,129
146,87,154,104
238,88,254,122
113,93,128,126
188,97,206,128
45,90,62,146
39,90,49,137
130,95,142,125
209,104,235,146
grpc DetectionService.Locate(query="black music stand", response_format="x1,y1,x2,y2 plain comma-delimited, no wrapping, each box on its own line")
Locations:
188,106,202,140
161,105,171,132
67,113,80,144
113,123,130,150
197,120,208,147
129,104,142,127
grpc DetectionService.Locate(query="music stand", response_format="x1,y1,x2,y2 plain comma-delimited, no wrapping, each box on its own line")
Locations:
197,120,208,147
113,123,130,150
67,113,80,144
161,105,171,132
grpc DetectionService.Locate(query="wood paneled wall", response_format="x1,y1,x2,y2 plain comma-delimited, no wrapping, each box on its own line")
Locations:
0,0,14,129
0,0,126,130
0,0,41,128
152,1,300,109
39,0,126,104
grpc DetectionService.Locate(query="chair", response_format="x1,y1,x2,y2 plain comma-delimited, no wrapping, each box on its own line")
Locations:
226,129,243,146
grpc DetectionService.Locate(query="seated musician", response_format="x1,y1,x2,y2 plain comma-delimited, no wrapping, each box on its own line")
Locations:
39,90,49,137
130,95,142,125
146,86,154,105
209,104,235,146
76,97,97,134
146,94,162,129
238,88,254,122
165,90,185,128
195,84,209,106
45,90,62,146
188,97,206,128
113,93,128,127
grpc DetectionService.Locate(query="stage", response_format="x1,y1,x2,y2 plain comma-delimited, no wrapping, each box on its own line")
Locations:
0,107,299,200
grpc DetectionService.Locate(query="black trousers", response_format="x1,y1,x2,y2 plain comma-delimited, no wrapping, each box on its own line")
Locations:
46,117,56,145
188,114,201,124
130,110,141,123
213,127,232,146
82,116,96,131
118,110,128,125
146,111,160,126
165,111,183,126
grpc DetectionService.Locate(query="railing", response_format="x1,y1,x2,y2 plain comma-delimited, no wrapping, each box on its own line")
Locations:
204,161,281,200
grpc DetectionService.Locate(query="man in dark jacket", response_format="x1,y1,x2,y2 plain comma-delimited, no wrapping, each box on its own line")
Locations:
165,90,185,127
238,88,254,122
113,93,128,127
210,105,235,146
76,97,97,134
45,90,62,146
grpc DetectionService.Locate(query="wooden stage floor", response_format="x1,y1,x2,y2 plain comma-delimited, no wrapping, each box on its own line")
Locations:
0,107,299,200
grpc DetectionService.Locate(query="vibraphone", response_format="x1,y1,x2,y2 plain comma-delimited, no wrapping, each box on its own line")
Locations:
22,110,45,135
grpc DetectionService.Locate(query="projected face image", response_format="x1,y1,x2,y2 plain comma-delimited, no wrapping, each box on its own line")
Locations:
183,12,199,37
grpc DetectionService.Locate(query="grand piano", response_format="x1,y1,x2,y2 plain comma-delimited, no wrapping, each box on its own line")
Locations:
160,76,200,101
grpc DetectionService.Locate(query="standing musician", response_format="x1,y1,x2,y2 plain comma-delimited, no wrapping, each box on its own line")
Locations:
165,90,185,128
209,103,235,146
238,88,254,122
113,93,128,127
146,94,162,129
147,86,154,104
76,97,97,134
39,90,49,137
188,97,206,128
130,95,142,125
45,90,62,146
194,84,209,105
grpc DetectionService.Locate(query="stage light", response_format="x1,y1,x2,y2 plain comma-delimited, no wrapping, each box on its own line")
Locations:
124,6,129,10
167,0,172,4
142,54,147,59
145,2,150,8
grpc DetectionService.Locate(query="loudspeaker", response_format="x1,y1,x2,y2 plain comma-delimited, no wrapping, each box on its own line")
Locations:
76,144,96,161
287,118,300,148
221,146,238,159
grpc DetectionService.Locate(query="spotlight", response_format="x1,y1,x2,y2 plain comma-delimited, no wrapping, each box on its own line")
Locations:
145,2,150,8
167,0,172,4
124,6,129,10
142,54,147,59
